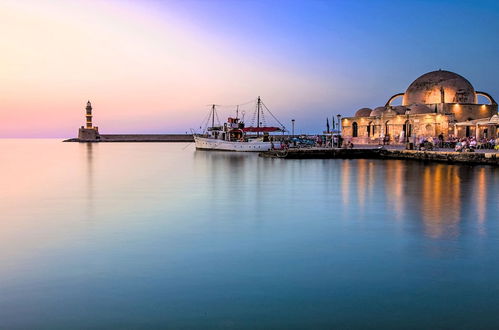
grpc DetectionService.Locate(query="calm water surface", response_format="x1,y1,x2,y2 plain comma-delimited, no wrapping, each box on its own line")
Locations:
1,139,499,329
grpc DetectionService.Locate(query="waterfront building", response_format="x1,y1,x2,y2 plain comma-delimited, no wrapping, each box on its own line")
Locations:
341,70,498,144
78,101,100,141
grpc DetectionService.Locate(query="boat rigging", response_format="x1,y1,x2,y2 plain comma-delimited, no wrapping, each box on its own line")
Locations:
194,96,286,152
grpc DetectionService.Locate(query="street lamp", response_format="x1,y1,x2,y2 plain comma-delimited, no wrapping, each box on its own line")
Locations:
336,114,342,147
291,119,295,137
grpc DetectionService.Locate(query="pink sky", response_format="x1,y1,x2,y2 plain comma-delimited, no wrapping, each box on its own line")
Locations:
1,0,349,137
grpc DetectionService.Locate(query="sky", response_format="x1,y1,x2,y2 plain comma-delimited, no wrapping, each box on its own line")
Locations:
1,0,499,137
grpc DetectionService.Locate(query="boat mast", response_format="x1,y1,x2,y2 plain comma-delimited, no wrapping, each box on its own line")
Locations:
211,104,215,128
257,96,261,137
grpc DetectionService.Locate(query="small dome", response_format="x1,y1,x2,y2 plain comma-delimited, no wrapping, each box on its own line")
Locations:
354,107,373,117
370,106,386,117
392,105,409,115
408,104,432,114
403,70,476,105
384,108,397,116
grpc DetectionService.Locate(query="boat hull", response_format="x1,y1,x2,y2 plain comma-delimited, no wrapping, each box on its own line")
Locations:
194,136,281,152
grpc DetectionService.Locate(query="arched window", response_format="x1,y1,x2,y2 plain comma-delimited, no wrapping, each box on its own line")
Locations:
403,120,412,140
367,121,373,137
385,121,390,136
352,122,358,137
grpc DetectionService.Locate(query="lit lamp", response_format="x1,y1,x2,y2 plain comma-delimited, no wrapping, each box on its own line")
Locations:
336,114,342,147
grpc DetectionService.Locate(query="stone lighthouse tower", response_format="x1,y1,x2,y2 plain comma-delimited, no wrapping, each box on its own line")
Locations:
78,100,100,141
86,100,93,128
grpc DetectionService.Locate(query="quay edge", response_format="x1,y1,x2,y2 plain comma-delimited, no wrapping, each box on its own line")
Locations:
259,148,499,166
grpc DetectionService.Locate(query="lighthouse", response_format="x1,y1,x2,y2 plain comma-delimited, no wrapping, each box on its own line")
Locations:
86,100,93,128
78,100,100,141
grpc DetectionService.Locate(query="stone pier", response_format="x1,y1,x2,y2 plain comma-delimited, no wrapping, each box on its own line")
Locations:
64,134,194,143
259,148,499,166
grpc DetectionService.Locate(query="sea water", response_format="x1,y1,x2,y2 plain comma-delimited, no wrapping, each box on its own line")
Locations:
1,139,499,328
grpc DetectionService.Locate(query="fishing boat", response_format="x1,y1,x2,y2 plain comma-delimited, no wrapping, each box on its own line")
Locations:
194,97,286,152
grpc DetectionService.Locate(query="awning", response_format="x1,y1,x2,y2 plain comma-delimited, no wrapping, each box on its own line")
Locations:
455,115,499,126
242,127,283,132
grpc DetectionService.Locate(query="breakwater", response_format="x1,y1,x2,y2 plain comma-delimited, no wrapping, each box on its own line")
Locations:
64,134,295,143
260,148,499,165
64,134,194,143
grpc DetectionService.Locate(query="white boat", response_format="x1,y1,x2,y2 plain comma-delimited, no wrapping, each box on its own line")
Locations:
194,97,285,152
194,135,281,151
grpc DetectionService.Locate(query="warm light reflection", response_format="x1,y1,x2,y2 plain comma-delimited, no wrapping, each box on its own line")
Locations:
335,159,485,239
387,160,405,221
476,167,487,235
357,159,367,209
341,160,350,207
421,165,462,239
367,161,375,200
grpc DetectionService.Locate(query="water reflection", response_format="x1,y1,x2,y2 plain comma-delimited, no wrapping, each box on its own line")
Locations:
385,160,405,222
476,167,487,235
194,151,497,239
337,159,498,239
193,150,256,220
419,165,459,238
84,142,95,218
341,160,350,207
2,140,499,328
356,159,367,209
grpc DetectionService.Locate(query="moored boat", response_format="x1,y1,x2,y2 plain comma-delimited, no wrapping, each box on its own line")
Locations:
194,97,285,152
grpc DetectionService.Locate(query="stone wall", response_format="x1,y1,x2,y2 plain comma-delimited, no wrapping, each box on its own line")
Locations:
78,127,100,141
342,113,453,144
98,134,193,142
260,148,499,166
67,133,194,142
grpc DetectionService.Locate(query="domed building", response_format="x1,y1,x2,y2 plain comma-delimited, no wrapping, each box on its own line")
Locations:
403,70,476,106
341,70,498,144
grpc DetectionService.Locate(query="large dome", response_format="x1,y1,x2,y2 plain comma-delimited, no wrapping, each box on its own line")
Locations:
402,70,476,106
